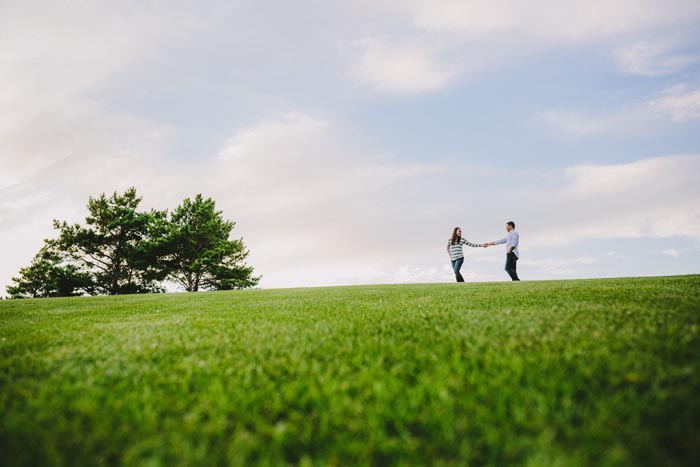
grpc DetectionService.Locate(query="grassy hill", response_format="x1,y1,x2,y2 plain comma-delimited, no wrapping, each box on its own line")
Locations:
1,276,699,466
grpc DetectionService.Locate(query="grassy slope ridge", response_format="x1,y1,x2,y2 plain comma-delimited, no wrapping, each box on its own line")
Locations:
1,276,699,466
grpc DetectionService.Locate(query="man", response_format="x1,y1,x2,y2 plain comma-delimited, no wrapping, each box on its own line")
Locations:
484,221,520,281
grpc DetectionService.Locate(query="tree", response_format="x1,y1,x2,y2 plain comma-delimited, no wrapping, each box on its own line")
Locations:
6,244,94,298
7,189,259,298
53,188,165,295
161,194,259,291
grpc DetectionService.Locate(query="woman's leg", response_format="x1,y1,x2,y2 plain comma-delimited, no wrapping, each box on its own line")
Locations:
454,257,465,282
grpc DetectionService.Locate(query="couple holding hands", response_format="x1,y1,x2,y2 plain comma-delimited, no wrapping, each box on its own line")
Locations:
447,221,520,283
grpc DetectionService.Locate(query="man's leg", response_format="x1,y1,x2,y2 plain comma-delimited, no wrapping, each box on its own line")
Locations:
505,253,520,281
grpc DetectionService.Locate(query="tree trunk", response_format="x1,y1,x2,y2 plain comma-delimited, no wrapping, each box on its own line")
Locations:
112,260,121,295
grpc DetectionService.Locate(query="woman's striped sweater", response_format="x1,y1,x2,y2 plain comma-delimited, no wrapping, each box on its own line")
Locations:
447,238,483,260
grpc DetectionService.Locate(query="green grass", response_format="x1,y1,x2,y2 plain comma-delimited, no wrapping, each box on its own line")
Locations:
1,276,699,466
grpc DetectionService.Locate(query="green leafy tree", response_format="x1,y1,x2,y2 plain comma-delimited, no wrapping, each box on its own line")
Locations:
6,244,94,298
162,194,259,291
53,188,165,295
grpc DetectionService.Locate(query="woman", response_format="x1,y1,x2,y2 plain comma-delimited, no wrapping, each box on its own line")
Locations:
447,227,483,282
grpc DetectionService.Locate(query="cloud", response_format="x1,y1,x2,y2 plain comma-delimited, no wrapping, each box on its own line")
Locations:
351,39,454,93
207,112,456,287
0,0,218,204
0,1,207,111
540,84,700,135
661,249,681,258
410,0,700,39
649,84,700,121
347,0,700,93
614,40,698,76
531,155,700,242
5,0,696,102
519,256,599,275
0,97,175,228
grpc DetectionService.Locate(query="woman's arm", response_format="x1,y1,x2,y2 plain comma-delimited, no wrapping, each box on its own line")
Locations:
460,238,483,248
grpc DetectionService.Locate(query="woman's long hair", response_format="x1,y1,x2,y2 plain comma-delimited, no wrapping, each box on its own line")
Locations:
451,227,461,245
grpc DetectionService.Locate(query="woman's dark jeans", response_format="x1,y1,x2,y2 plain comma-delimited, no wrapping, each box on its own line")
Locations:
451,257,465,282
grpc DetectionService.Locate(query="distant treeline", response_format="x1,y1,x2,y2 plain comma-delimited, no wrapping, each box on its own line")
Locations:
6,188,259,298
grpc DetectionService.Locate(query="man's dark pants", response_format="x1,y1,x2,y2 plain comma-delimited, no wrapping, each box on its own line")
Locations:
505,252,520,281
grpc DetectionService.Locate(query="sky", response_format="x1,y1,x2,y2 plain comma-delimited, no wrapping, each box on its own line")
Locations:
1,0,699,293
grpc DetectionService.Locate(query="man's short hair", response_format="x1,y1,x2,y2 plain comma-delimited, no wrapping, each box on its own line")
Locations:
507,221,515,229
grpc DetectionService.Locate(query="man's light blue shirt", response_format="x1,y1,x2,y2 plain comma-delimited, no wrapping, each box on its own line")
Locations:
493,230,520,258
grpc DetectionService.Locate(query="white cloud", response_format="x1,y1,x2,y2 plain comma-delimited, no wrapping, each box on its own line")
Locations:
530,155,700,242
347,0,700,93
409,0,700,40
351,39,454,93
0,97,175,230
541,84,700,135
662,249,681,258
519,255,599,275
650,84,700,121
0,1,206,113
0,0,217,203
4,0,696,103
614,40,698,76
207,113,457,287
